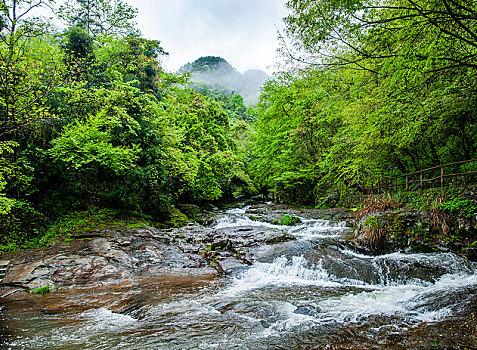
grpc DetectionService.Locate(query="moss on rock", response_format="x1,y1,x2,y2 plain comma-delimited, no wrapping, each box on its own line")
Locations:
169,208,189,228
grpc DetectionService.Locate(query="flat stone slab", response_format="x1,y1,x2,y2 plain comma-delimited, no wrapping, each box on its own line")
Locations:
0,260,10,281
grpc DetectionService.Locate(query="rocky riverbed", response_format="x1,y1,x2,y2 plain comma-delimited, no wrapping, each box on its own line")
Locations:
1,201,476,350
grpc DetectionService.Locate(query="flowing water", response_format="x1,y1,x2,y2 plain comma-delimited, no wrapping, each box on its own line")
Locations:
1,204,477,349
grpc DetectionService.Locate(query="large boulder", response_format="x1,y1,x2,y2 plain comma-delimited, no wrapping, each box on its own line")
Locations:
354,210,432,250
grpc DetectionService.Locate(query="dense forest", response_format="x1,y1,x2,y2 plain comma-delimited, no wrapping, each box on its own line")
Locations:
0,0,476,250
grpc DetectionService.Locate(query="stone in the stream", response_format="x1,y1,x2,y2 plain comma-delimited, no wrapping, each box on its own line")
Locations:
212,301,234,314
0,201,353,297
354,210,432,249
217,256,249,273
293,304,321,317
264,232,296,244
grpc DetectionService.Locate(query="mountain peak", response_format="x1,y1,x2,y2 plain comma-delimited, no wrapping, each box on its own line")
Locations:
179,56,269,105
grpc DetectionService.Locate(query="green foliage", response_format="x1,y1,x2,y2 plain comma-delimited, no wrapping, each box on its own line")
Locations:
47,207,122,235
58,0,138,36
251,0,477,206
0,5,65,138
196,87,256,122
0,141,17,215
62,25,94,62
177,204,200,219
284,0,477,74
251,70,344,205
280,214,302,226
438,198,477,219
358,212,405,247
0,199,47,251
50,111,140,174
0,3,251,248
364,216,380,230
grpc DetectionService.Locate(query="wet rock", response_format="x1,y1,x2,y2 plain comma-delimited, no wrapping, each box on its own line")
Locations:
263,232,296,244
354,210,432,251
212,301,234,313
243,201,354,223
294,304,321,317
216,256,249,273
0,200,353,294
0,224,218,291
195,214,216,226
208,238,233,251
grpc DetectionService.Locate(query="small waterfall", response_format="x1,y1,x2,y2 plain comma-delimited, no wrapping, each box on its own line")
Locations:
288,219,349,239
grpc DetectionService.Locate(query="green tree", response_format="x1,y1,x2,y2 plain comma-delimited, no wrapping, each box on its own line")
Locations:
58,0,138,36
284,0,477,72
0,0,64,133
0,0,66,207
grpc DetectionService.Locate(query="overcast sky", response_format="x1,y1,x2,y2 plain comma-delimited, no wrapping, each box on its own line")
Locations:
126,0,289,74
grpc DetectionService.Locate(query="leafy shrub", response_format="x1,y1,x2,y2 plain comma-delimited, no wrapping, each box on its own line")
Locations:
168,208,189,228
47,207,122,235
438,197,477,218
30,285,50,295
178,204,200,219
432,195,477,236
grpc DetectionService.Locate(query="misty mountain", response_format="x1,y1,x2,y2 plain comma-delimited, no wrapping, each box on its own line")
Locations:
179,56,269,105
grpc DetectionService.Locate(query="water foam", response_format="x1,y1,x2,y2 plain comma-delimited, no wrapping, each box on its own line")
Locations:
80,308,138,331
288,219,349,239
215,208,350,240
321,271,477,323
213,214,282,230
224,256,341,295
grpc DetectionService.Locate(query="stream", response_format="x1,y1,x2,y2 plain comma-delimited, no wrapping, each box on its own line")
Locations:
1,203,477,349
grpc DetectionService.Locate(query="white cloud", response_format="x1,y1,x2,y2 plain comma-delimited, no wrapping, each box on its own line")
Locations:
128,0,288,74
